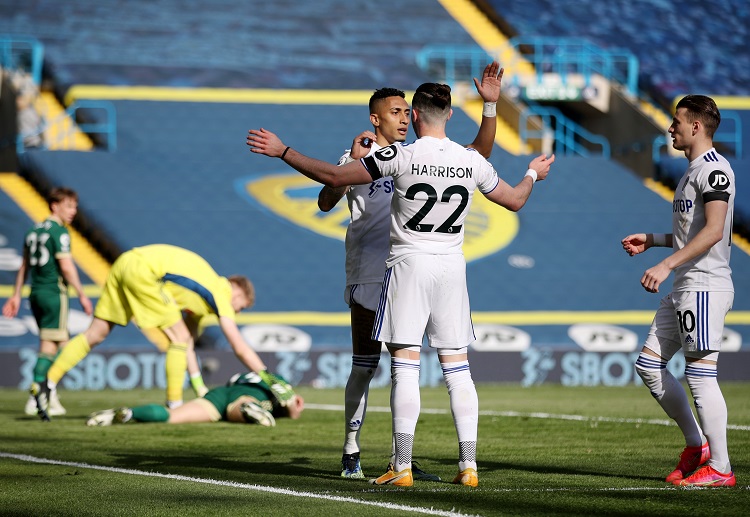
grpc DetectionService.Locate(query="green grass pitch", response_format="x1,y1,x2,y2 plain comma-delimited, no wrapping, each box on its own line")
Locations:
2,383,750,516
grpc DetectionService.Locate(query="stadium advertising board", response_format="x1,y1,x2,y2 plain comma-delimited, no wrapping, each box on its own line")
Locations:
3,348,750,390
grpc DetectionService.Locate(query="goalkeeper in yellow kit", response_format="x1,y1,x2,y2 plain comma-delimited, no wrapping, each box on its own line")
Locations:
39,244,293,415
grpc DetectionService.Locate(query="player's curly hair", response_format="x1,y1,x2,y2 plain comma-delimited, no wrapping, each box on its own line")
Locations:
412,83,451,123
47,187,78,210
228,275,255,308
676,94,720,138
369,87,406,114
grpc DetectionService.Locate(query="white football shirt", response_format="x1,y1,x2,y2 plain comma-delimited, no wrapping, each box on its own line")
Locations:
338,143,394,286
362,136,499,266
672,148,735,292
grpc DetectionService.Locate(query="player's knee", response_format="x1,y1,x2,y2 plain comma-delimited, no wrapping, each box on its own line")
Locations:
683,352,719,392
85,318,112,346
634,352,667,398
350,362,377,382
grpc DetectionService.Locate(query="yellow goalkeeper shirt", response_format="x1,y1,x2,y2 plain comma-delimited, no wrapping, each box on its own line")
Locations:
132,244,235,321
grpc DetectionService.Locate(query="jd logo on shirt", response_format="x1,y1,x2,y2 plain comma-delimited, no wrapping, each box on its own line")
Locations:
374,145,398,161
709,170,730,190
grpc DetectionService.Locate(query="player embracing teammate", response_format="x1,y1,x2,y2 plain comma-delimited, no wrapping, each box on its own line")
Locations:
247,76,553,487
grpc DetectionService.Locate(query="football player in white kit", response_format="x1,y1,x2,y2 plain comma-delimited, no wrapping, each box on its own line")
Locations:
247,81,554,487
317,63,503,481
622,95,736,487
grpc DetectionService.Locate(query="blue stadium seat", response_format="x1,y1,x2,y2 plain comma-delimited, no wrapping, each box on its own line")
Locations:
0,0,475,89
484,0,750,102
2,1,749,353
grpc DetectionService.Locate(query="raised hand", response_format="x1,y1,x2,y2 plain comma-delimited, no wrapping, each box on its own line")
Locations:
473,61,503,104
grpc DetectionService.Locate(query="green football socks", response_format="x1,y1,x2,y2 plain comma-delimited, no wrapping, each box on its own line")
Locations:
131,404,170,423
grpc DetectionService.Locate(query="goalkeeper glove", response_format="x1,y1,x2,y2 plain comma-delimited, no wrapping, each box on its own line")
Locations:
258,370,295,407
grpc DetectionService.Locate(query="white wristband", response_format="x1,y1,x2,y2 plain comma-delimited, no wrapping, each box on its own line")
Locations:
482,101,497,117
524,169,537,183
652,233,667,247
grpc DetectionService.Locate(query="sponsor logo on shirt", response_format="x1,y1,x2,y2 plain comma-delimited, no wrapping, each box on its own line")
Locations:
673,199,693,213
708,170,731,191
374,145,398,161
368,179,393,198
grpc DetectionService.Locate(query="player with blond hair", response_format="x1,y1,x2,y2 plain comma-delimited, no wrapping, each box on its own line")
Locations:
39,244,292,414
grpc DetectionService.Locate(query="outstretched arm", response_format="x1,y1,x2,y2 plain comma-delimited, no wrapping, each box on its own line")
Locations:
483,153,555,211
219,315,296,406
247,128,373,187
219,315,266,372
467,62,503,159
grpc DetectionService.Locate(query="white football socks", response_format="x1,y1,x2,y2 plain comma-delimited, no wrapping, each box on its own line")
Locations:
442,360,478,471
635,352,705,447
686,362,731,474
390,356,420,472
342,354,380,455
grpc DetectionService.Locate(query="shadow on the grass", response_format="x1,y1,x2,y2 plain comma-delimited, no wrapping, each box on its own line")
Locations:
104,451,322,478
429,456,667,483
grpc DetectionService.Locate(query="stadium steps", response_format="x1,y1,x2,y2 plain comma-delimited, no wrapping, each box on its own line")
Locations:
438,0,536,77
2,1,748,351
438,0,534,156
0,0,477,89
0,173,108,285
36,92,93,151
462,98,531,155
482,0,750,103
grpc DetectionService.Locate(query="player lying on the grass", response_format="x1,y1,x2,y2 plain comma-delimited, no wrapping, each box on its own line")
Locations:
87,372,304,427
41,243,293,416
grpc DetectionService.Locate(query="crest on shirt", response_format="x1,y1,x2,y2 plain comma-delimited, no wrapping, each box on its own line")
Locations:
235,173,520,262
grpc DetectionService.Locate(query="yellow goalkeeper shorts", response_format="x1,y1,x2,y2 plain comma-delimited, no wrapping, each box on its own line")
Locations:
94,249,182,330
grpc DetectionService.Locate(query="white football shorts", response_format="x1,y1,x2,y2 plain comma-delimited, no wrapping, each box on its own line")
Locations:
344,282,383,313
372,253,475,348
645,290,733,356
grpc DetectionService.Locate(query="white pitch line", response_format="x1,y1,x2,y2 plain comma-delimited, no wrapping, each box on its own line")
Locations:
4,452,747,499
0,452,478,517
305,404,750,431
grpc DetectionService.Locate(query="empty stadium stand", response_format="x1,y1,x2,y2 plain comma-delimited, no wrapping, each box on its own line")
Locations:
1,0,749,366
0,173,146,349
483,0,750,103
484,0,750,239
0,0,477,91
